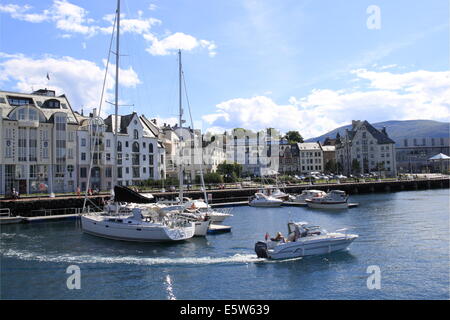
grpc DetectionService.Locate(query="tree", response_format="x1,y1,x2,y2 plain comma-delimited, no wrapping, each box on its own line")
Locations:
324,159,337,173
217,162,243,182
351,159,361,174
283,131,304,144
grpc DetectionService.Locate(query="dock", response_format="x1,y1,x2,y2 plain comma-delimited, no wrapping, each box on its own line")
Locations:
23,214,80,223
207,224,232,234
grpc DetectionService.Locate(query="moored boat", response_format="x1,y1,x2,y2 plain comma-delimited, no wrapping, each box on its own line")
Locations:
305,190,349,209
249,193,283,207
288,189,327,204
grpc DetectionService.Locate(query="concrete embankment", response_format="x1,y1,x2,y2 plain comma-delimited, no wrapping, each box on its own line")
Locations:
0,177,448,217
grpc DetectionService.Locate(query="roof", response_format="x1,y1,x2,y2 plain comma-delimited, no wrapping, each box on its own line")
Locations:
297,142,321,150
0,89,79,124
429,153,450,160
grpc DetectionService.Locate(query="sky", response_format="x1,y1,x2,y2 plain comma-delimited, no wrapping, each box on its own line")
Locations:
0,0,449,139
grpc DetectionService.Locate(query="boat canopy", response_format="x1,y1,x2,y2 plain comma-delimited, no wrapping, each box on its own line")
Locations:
114,185,156,204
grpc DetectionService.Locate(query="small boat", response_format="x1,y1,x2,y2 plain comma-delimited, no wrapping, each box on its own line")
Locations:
266,187,290,201
254,221,358,260
81,208,195,242
249,193,283,207
288,189,327,204
305,190,349,209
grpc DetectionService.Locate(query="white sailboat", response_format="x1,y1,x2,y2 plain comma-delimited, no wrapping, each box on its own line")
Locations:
80,0,195,242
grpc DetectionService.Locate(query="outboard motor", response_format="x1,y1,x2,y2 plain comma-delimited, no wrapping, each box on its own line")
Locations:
254,241,269,258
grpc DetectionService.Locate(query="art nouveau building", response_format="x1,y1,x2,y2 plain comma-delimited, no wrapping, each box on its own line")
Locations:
335,120,397,177
0,89,79,195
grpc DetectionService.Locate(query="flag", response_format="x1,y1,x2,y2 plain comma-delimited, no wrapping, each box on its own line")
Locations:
46,73,50,80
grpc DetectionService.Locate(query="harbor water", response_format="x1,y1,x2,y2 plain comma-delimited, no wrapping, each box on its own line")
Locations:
1,189,449,299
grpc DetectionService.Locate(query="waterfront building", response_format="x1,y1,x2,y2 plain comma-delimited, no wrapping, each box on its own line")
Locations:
279,140,300,174
105,112,165,187
297,142,323,174
321,144,336,173
0,89,79,195
335,120,397,177
396,137,450,173
225,128,280,177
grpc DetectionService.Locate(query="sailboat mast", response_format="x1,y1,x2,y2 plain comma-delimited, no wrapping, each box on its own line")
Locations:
113,0,120,193
178,49,184,202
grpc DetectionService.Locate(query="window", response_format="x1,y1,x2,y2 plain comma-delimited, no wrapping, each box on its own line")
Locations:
105,167,112,178
29,128,37,161
149,155,154,164
125,141,129,148
132,142,140,152
106,153,111,161
18,128,27,161
80,167,87,178
81,153,86,161
117,167,123,178
117,141,122,151
149,143,154,153
106,139,111,148
133,129,139,140
81,138,86,147
143,142,146,149
125,167,129,174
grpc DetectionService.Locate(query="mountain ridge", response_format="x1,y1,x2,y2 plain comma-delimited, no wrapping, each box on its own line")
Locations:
305,120,449,145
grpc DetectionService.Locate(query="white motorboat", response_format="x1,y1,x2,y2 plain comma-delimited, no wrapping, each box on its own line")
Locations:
81,208,195,242
249,193,283,207
288,190,327,204
305,190,349,209
254,221,358,260
264,187,290,201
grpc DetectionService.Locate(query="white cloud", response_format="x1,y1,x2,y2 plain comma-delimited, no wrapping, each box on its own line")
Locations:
145,32,217,57
203,69,450,138
1,1,217,56
0,54,141,116
0,3,49,23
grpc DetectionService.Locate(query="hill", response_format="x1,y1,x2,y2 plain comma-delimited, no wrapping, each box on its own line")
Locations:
306,120,449,145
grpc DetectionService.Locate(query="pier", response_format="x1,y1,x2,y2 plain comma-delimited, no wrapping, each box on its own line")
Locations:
0,176,448,217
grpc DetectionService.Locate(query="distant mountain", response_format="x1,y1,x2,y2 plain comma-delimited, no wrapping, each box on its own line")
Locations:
306,120,449,145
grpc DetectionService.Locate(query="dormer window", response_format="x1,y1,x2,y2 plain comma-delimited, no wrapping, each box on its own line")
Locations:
7,96,34,106
42,99,60,109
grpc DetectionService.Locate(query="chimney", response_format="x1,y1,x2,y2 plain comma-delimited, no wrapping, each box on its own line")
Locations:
382,127,387,136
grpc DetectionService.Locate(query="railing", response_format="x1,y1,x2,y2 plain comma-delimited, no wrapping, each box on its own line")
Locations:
0,208,11,217
30,207,83,217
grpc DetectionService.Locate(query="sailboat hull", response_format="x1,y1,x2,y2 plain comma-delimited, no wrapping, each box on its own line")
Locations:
81,216,195,242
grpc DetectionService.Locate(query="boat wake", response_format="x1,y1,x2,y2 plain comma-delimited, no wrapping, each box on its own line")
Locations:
0,248,300,266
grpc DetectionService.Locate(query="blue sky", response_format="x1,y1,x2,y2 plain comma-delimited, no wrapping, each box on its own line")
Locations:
0,0,449,138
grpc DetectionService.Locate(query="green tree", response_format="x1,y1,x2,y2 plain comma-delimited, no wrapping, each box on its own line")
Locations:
283,131,304,144
351,159,361,174
324,159,337,173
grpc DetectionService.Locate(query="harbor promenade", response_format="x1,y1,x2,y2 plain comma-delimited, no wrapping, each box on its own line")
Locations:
0,176,448,217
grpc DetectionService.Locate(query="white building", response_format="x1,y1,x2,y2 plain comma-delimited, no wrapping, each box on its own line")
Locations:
297,142,323,174
0,89,79,195
103,112,165,188
225,128,280,177
335,120,397,177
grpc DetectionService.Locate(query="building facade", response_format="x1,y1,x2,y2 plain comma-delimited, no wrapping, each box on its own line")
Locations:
298,142,323,174
396,137,450,173
335,120,397,177
0,89,79,195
